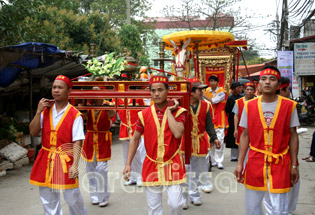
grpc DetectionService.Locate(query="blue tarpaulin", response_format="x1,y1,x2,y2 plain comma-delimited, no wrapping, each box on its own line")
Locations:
0,42,66,88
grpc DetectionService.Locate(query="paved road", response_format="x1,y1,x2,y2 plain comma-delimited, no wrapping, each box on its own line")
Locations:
0,127,314,215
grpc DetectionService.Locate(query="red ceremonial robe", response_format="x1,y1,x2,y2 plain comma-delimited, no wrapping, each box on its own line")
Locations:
117,99,144,140
235,97,245,145
243,96,296,193
236,97,256,145
29,105,82,189
204,87,228,129
138,105,187,186
81,110,112,162
181,100,211,157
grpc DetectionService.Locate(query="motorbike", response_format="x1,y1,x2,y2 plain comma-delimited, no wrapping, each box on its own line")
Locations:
295,95,315,125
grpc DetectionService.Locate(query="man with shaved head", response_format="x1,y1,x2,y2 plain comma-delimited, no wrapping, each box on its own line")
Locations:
29,75,87,215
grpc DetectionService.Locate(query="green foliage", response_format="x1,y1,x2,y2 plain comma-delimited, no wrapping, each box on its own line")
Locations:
1,4,120,54
85,53,127,77
118,24,143,58
0,0,44,45
138,54,150,67
246,57,273,65
15,122,30,135
239,47,259,65
86,0,152,27
0,0,151,56
0,117,17,141
239,47,273,65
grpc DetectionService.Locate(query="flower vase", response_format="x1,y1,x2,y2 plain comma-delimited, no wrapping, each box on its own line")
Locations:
94,76,104,81
103,76,110,81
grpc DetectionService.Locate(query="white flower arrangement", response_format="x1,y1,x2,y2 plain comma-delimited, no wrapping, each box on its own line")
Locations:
85,52,127,78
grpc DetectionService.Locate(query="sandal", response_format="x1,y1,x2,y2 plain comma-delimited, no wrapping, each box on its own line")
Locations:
305,157,315,162
302,156,311,160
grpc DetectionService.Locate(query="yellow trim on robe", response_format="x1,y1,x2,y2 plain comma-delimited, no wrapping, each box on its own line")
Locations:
138,112,145,127
143,106,187,185
142,178,186,186
49,105,72,148
151,105,168,184
245,96,292,193
175,108,187,118
81,130,112,162
45,105,74,188
29,179,79,189
190,100,203,156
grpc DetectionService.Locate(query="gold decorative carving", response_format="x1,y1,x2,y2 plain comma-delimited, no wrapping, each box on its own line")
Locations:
118,84,125,92
180,83,187,92
198,47,237,56
198,54,234,95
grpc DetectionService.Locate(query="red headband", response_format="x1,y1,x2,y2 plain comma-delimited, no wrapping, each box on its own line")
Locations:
260,68,280,80
55,75,72,88
149,76,169,85
280,83,290,89
244,82,255,89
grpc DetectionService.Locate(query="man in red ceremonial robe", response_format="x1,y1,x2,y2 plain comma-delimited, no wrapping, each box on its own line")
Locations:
233,82,256,146
123,75,187,215
278,77,291,98
116,98,146,187
225,82,242,161
203,75,229,169
232,82,255,179
81,86,115,207
29,75,87,215
264,76,300,215
181,78,221,209
234,66,300,215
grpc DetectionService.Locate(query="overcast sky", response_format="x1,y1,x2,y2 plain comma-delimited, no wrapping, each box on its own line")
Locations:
146,0,311,58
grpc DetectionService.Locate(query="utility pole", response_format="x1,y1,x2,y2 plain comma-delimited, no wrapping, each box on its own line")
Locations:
126,0,131,24
276,13,280,50
278,0,288,50
283,0,289,49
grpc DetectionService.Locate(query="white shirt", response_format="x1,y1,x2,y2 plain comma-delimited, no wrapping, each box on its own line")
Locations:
208,87,226,104
40,103,85,142
239,100,300,128
232,97,249,115
143,99,151,106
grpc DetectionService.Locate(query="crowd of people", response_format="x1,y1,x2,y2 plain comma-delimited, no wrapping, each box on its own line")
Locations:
28,65,306,215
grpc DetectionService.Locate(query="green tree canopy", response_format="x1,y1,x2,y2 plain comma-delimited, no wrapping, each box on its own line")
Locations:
239,47,273,65
118,24,143,58
83,0,151,27
0,0,152,56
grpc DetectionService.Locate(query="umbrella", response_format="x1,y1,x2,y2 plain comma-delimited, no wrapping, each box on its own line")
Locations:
162,30,235,78
162,30,235,51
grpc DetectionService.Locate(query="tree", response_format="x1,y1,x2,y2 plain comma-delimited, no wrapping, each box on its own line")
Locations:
118,24,143,58
0,0,44,46
239,47,273,65
162,0,252,32
161,0,271,59
5,5,118,55
199,0,251,32
162,0,201,30
0,0,152,56
81,0,151,27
